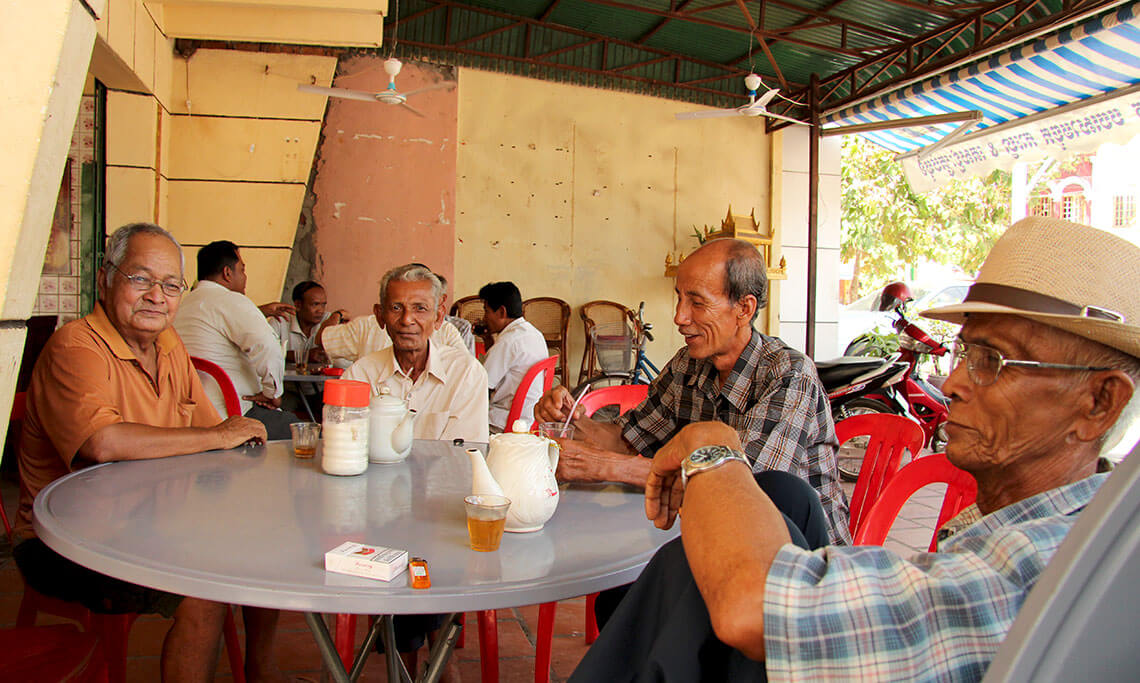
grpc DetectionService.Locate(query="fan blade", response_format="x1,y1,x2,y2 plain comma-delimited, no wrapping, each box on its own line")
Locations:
762,110,811,126
675,108,747,120
755,88,779,108
401,81,458,98
297,84,379,103
400,101,426,117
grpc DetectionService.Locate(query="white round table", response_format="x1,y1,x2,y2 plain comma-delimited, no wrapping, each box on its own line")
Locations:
34,440,677,681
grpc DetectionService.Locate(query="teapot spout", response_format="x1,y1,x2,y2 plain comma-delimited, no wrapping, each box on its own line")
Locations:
392,409,416,455
467,448,505,497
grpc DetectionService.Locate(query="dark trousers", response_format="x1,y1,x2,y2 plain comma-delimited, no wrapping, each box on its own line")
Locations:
245,403,299,441
571,471,829,682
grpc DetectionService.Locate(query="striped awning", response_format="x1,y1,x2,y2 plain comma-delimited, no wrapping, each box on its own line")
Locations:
823,2,1140,154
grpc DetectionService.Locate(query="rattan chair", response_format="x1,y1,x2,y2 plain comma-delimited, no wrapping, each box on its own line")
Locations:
578,300,636,384
449,295,486,329
522,297,570,386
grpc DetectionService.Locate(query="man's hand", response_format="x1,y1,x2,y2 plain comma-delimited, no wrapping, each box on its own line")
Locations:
552,437,612,483
243,391,281,410
646,422,743,530
535,385,579,424
259,302,296,321
213,416,267,448
314,309,349,348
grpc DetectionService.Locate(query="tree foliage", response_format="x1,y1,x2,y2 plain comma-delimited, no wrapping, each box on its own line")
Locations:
841,135,1012,300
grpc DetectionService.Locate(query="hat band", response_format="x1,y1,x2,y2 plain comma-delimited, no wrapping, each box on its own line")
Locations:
964,283,1125,323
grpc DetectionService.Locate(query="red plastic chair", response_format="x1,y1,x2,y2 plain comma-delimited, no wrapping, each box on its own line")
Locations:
191,356,243,418
0,391,27,541
577,384,649,418
504,355,559,428
839,413,926,538
853,453,978,551
0,624,102,682
533,383,650,681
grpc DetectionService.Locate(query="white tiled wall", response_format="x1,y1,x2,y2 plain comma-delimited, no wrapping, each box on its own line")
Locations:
33,95,93,324
776,131,842,358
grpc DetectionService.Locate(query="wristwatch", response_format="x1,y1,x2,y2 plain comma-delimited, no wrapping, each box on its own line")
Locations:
681,445,749,486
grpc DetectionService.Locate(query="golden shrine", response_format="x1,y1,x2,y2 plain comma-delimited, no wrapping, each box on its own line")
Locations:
665,206,788,279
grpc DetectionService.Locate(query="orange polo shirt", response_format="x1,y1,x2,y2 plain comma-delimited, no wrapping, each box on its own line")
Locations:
15,302,221,541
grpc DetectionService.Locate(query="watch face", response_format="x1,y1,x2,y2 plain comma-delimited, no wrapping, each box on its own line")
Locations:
689,445,732,465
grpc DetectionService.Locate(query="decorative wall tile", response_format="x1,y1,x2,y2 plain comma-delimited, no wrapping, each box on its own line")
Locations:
39,276,58,294
59,277,78,294
59,296,78,313
37,295,59,313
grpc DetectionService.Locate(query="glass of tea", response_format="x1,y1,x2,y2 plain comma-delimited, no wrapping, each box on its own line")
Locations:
464,494,511,552
290,422,320,458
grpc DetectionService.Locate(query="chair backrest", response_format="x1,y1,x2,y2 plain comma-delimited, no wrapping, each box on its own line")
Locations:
579,384,649,418
451,296,486,331
191,357,243,418
523,297,571,386
852,453,977,550
839,413,927,536
505,355,559,429
578,301,635,382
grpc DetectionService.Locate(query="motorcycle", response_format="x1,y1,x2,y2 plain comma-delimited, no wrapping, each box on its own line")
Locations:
840,305,952,477
815,354,911,480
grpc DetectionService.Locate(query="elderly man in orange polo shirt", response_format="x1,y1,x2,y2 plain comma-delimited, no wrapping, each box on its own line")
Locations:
13,223,285,682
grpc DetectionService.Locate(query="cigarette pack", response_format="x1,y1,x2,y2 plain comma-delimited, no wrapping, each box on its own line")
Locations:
324,542,409,582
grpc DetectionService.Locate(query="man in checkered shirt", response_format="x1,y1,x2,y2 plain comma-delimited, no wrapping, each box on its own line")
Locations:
537,238,849,544
570,217,1140,682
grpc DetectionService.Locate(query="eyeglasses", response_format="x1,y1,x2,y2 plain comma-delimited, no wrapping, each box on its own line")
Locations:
110,263,187,297
951,340,1112,387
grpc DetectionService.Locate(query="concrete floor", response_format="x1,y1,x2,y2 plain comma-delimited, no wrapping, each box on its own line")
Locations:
0,476,948,682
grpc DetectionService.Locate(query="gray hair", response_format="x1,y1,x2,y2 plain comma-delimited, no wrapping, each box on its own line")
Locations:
103,223,184,288
379,264,444,308
722,239,769,323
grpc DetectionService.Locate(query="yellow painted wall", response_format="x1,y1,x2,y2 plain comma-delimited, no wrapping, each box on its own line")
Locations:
146,0,386,47
455,69,772,382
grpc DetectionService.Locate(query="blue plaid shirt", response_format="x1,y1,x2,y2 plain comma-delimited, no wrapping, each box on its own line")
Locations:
618,331,850,544
763,472,1109,681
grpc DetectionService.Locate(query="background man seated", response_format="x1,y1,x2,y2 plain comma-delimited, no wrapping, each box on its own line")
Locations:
14,223,283,682
270,280,347,412
572,216,1140,681
344,263,489,443
314,267,469,366
536,238,849,545
479,281,548,431
174,240,295,440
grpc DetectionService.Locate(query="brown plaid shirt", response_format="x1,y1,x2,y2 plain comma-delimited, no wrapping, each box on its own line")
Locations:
618,331,851,544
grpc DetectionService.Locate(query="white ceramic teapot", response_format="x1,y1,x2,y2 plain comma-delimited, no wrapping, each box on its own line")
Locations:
483,420,560,532
368,386,416,464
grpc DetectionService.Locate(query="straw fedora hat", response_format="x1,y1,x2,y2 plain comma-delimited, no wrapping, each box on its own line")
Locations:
922,216,1140,359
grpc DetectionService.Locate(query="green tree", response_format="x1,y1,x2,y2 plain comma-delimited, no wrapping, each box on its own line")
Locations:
841,135,1011,301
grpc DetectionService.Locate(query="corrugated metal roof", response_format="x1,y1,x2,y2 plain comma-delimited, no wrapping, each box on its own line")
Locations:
379,0,1127,114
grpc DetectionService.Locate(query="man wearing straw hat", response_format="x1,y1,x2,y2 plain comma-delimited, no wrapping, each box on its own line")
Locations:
570,216,1140,681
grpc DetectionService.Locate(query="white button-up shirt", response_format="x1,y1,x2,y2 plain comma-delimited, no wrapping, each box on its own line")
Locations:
322,315,469,364
174,280,285,416
484,317,550,430
269,312,332,358
344,341,490,443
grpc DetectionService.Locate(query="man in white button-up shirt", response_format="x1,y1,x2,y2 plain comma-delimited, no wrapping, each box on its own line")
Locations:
480,281,550,431
174,241,296,440
344,264,489,444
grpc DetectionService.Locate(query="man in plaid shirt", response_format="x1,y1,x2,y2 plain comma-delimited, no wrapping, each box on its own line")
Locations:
570,217,1140,682
536,238,849,544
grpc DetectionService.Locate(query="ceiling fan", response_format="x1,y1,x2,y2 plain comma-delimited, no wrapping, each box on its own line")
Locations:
675,74,809,126
297,58,456,117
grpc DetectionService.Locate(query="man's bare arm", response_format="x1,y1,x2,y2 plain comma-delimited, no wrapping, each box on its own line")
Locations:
554,438,651,487
79,416,267,464
535,385,636,454
648,422,791,661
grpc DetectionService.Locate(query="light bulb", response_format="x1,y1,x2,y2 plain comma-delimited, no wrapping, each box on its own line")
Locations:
384,58,403,77
744,73,762,92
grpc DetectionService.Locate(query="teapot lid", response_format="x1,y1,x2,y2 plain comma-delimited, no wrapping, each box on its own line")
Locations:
371,385,408,410
490,420,548,447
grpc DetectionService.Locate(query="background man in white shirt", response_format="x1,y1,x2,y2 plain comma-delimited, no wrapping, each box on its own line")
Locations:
174,241,296,440
270,280,349,412
480,281,549,431
344,264,489,444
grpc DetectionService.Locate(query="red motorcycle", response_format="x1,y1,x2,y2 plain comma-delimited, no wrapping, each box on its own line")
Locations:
839,283,951,480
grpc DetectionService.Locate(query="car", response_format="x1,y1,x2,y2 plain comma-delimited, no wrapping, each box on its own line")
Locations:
837,281,971,355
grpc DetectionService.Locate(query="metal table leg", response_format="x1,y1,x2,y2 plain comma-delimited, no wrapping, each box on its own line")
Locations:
307,612,461,683
304,612,351,683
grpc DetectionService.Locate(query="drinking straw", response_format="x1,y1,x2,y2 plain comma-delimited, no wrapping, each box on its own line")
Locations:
560,386,591,436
